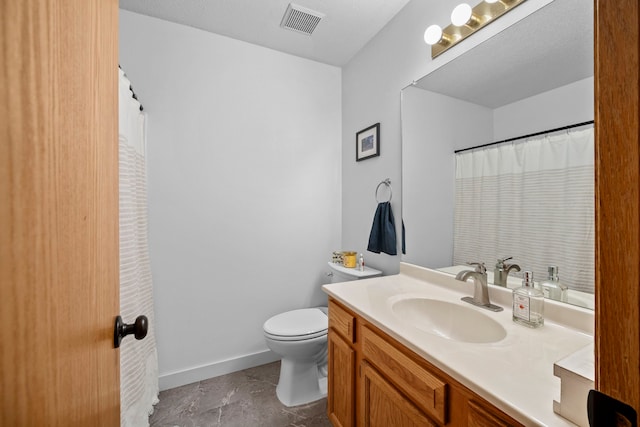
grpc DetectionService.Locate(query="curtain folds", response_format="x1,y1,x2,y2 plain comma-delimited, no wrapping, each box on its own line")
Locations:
119,68,159,426
453,127,594,293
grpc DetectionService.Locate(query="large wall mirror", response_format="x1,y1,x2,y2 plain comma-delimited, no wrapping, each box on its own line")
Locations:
401,0,594,309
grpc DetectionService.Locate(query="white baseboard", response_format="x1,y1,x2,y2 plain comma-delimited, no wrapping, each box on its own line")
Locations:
158,350,280,391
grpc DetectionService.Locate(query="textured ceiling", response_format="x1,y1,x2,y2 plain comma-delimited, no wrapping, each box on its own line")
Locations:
416,0,593,108
119,0,412,66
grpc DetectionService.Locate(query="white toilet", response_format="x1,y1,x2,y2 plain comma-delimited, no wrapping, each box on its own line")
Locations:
263,262,382,407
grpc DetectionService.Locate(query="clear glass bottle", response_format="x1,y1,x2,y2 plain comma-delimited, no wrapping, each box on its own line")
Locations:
539,266,568,303
512,271,544,328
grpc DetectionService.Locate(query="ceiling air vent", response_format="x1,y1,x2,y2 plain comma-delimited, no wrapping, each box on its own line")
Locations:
280,3,325,36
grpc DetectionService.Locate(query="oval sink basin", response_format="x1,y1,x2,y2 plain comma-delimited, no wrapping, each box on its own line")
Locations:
391,298,507,343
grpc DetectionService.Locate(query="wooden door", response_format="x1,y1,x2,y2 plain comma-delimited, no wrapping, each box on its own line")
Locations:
0,0,120,425
594,0,640,423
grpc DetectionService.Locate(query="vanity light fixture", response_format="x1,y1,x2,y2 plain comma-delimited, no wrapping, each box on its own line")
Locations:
485,0,518,5
424,0,526,58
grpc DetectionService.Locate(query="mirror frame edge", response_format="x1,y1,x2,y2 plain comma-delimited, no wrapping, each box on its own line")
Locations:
594,0,640,419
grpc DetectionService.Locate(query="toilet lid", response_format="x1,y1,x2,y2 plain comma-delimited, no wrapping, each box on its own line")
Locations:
263,308,328,338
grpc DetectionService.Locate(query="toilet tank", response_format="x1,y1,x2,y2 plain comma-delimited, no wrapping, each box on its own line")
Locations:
327,262,382,283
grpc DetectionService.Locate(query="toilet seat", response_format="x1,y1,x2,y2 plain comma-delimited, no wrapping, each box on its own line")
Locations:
264,308,328,341
264,330,327,342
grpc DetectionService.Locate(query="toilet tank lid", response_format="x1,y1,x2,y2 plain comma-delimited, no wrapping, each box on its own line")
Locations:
327,262,382,278
263,308,328,337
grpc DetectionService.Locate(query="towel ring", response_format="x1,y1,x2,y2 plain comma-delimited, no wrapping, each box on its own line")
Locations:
375,179,392,203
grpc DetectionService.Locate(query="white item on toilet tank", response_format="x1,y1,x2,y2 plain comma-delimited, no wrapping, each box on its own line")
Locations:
327,261,382,283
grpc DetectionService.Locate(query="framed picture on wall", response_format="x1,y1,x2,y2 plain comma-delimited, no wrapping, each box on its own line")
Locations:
356,123,380,161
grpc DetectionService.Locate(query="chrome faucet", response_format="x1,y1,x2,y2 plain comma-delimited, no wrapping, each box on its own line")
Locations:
456,262,503,312
493,256,521,287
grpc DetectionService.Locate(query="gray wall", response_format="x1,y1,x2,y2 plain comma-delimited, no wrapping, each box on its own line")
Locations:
341,0,565,275
493,77,594,140
119,10,342,390
401,87,494,268
401,77,594,272
341,0,460,275
116,0,579,388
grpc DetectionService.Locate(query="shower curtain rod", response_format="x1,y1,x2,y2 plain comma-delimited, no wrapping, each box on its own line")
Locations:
129,86,144,112
454,120,594,154
118,64,144,111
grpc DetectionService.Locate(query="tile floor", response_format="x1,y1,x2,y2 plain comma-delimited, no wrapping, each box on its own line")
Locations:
149,361,333,427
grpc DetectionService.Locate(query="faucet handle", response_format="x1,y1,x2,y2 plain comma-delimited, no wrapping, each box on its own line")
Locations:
496,256,513,266
467,262,486,274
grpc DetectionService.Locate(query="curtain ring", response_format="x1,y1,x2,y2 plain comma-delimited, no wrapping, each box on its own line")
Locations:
375,179,392,203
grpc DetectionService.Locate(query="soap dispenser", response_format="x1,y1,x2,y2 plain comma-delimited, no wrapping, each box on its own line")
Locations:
512,271,544,328
539,266,568,303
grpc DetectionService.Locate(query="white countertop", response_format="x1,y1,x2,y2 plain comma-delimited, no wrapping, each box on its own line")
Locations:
322,262,594,427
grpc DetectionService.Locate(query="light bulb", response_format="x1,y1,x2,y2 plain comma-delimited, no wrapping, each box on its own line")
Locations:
424,25,443,45
451,3,473,26
484,0,499,3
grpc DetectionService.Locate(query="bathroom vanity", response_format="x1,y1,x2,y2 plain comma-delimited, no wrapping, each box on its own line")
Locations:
322,263,594,426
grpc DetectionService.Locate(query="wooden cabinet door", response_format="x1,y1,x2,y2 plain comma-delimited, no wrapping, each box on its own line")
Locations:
328,329,356,427
360,362,437,427
0,0,120,425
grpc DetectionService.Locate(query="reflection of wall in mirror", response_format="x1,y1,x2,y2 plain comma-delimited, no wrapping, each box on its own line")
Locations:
401,77,594,296
401,86,492,269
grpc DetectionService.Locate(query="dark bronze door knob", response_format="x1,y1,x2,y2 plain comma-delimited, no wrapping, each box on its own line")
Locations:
114,315,148,348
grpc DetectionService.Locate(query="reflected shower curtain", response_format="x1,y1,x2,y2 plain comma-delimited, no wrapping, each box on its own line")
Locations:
119,68,159,426
453,127,594,292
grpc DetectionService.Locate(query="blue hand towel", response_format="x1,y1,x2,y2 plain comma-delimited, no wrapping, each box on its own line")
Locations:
402,220,406,255
367,202,398,256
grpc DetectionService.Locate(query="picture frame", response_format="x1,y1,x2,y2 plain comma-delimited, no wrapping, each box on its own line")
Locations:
356,123,380,161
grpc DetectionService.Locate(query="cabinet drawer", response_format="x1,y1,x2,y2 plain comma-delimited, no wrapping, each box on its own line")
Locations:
361,326,447,424
329,299,355,343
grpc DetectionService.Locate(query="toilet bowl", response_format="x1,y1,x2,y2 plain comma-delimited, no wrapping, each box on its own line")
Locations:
263,307,329,407
263,262,382,407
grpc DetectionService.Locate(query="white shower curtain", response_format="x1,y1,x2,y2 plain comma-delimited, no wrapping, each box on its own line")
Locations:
453,127,594,292
118,68,159,426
